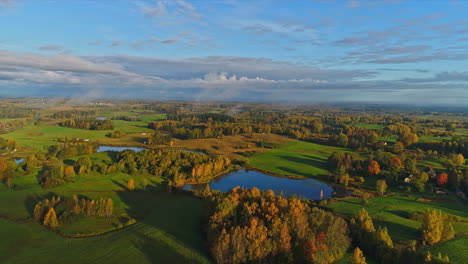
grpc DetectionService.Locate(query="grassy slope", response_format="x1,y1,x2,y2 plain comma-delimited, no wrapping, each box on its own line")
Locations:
248,140,351,178
0,193,211,264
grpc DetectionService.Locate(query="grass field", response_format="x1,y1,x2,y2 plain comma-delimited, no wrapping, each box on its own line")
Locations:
248,140,352,178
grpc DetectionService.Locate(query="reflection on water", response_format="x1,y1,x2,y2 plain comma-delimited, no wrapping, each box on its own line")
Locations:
183,169,334,200
97,146,145,152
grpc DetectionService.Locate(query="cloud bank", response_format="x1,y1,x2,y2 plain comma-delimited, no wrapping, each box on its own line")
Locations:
0,50,467,104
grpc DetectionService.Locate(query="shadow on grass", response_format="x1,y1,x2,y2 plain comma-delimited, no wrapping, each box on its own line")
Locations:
392,197,468,218
132,231,200,264
115,190,211,263
277,155,327,171
373,219,420,241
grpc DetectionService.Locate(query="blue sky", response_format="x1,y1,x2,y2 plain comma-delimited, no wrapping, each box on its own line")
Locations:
1,0,468,104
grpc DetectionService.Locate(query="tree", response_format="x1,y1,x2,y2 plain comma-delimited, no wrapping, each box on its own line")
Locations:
388,156,403,173
337,133,349,147
350,247,367,264
127,178,135,191
376,226,393,248
376,179,387,195
421,209,454,245
400,132,419,146
43,207,59,228
393,141,404,153
453,154,465,168
437,173,448,186
64,165,76,181
367,160,381,176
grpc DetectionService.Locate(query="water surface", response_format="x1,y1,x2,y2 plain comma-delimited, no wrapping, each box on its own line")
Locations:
97,146,145,152
183,169,334,200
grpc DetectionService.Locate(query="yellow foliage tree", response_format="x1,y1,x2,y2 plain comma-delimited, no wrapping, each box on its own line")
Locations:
43,207,59,228
350,247,367,264
127,178,135,191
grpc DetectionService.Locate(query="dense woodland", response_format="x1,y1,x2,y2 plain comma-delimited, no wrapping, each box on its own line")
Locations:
206,187,350,264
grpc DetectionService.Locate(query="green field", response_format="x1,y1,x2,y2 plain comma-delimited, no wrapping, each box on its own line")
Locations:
327,193,468,263
248,140,352,178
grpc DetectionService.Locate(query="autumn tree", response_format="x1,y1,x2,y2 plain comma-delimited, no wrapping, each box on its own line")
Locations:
376,179,387,195
376,226,393,248
127,178,135,191
367,160,381,176
421,209,455,245
350,247,367,264
43,207,59,228
64,165,76,181
437,173,448,186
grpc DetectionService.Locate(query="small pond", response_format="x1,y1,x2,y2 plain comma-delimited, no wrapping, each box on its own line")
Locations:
15,158,24,165
183,169,334,200
95,117,107,120
97,146,145,152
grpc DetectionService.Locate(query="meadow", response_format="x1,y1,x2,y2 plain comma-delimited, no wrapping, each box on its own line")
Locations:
248,140,352,178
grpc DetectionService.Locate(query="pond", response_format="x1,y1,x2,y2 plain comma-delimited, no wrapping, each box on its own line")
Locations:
95,117,107,120
97,146,145,152
15,158,24,165
183,169,334,200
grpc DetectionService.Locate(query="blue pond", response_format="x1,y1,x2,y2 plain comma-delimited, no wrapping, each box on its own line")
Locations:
97,146,145,152
183,169,334,200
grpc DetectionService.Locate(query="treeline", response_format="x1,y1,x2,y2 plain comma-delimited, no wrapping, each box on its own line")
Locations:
48,142,97,159
50,110,96,120
33,195,114,228
414,136,468,157
110,116,141,121
148,116,323,141
0,106,37,119
115,149,231,185
60,119,114,130
39,165,76,188
207,187,351,264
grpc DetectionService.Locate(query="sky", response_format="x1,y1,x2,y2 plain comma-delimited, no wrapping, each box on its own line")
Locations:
1,0,468,105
